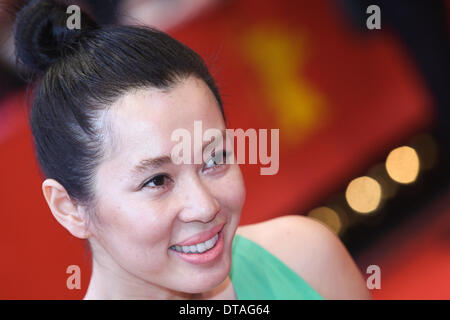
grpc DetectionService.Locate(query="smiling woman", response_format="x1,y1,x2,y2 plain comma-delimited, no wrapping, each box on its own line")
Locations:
13,0,370,300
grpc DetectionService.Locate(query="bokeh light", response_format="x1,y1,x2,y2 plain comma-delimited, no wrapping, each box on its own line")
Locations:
345,176,382,214
308,206,342,235
385,146,420,184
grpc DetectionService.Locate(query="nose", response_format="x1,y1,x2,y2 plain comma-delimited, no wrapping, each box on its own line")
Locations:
177,175,220,223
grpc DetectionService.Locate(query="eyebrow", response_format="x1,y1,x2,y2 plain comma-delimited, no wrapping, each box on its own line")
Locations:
130,156,172,177
130,128,227,175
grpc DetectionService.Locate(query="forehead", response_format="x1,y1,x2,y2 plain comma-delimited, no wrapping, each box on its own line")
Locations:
106,76,225,159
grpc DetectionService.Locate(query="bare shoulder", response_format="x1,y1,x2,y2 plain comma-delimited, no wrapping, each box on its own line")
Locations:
236,215,372,300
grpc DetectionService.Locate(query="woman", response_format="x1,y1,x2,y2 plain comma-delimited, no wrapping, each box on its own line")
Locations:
13,0,371,300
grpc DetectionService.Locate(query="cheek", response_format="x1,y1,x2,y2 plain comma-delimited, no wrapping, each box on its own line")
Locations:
218,165,246,212
92,196,174,269
92,164,171,248
96,199,170,243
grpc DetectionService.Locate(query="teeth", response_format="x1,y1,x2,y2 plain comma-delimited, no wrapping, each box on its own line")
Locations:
171,233,219,254
197,242,206,252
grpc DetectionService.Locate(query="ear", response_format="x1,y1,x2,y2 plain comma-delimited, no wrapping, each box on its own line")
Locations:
42,178,91,239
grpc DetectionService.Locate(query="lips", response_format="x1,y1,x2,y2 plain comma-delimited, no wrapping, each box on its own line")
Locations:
172,223,225,246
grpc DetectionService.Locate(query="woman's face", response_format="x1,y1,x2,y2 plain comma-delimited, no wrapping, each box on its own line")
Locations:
89,76,245,295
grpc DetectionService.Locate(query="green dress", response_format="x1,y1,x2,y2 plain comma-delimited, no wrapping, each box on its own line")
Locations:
229,233,324,300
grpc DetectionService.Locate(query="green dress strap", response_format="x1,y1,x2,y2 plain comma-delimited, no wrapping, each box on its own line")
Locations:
229,233,324,300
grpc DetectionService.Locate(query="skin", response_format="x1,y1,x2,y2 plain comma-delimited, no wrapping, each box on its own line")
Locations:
42,75,371,300
236,215,373,300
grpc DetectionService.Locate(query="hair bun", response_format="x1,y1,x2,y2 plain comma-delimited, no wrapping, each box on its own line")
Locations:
14,0,98,74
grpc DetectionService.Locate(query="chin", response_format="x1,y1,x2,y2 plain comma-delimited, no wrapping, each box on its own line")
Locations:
184,276,228,294
181,256,232,294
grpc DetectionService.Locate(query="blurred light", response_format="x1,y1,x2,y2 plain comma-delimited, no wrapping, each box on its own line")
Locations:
308,206,342,235
385,146,420,184
409,133,438,170
345,176,382,214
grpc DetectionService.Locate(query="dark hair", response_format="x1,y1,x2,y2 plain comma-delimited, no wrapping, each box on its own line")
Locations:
14,0,224,207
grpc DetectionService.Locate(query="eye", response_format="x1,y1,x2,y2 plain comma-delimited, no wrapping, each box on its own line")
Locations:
141,174,172,190
203,150,230,172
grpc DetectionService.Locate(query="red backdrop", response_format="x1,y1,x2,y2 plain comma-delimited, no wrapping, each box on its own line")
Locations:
0,0,433,299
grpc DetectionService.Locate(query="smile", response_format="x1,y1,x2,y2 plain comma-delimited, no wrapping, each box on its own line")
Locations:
170,232,219,254
168,226,225,265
